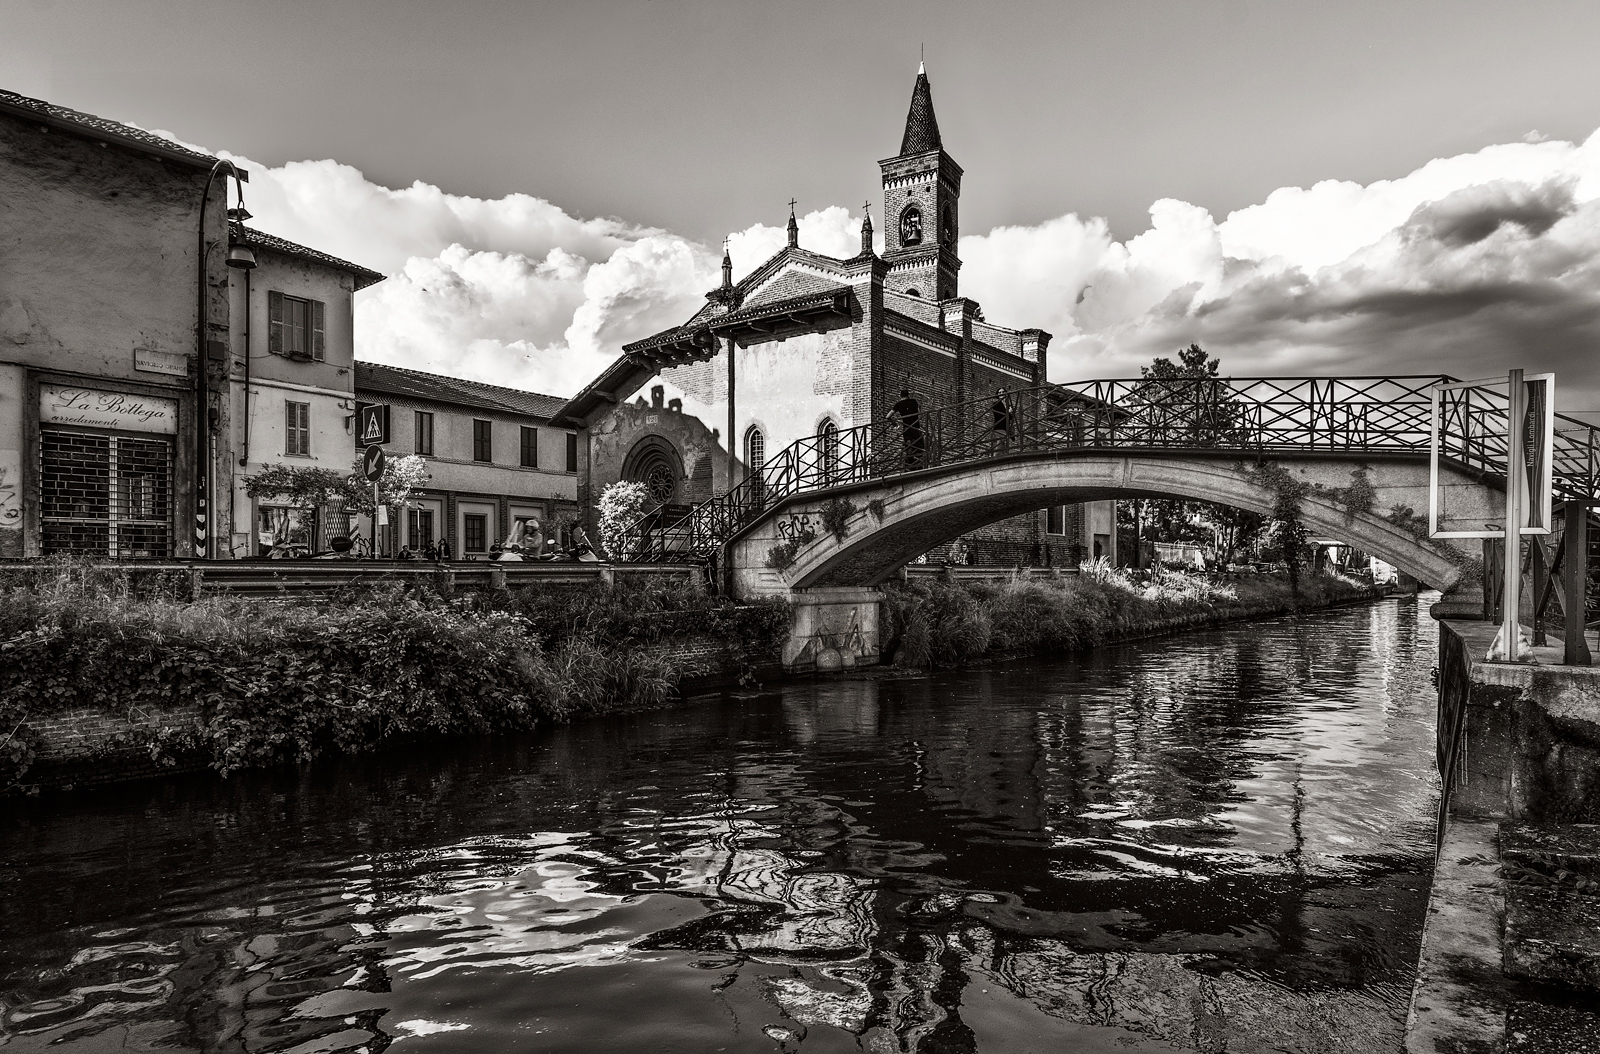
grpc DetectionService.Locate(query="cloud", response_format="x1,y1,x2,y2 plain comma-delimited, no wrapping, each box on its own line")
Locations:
159,121,1600,407
958,129,1600,403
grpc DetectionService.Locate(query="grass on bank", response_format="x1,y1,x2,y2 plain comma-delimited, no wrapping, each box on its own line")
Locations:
881,560,1374,668
0,561,788,787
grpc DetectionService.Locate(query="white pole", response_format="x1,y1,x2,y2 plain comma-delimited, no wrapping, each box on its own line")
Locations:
1502,369,1525,661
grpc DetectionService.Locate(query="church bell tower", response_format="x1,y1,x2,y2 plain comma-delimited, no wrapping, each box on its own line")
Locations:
880,63,963,302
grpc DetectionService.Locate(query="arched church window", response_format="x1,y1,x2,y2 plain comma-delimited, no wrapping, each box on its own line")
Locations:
818,418,839,482
621,437,681,508
746,427,766,475
899,205,922,246
906,288,921,298
643,461,676,505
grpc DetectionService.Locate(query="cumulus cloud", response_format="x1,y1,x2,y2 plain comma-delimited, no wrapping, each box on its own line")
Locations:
161,121,1600,406
958,129,1600,402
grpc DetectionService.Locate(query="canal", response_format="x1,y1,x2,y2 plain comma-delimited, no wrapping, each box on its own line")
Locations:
0,595,1441,1053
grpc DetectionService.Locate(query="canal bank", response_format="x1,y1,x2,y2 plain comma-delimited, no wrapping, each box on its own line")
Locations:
3,567,1391,794
1407,619,1600,1052
0,596,1442,1053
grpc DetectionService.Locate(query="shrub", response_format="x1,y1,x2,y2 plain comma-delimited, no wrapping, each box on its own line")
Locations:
880,563,1364,668
820,497,856,540
0,564,791,790
597,481,651,560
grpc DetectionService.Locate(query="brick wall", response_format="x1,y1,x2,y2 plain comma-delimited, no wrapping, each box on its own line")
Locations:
23,703,204,788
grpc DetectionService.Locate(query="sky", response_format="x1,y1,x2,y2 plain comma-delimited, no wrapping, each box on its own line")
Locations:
5,0,1600,407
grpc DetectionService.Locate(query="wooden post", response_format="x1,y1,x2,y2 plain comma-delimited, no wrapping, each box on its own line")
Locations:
1483,537,1500,622
1565,500,1592,666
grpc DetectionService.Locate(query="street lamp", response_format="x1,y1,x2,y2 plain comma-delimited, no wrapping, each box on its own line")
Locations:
195,159,250,560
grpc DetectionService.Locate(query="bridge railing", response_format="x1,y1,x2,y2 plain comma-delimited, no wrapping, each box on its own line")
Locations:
614,375,1600,563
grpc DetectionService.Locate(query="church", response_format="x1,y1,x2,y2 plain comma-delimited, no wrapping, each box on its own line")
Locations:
556,66,1117,567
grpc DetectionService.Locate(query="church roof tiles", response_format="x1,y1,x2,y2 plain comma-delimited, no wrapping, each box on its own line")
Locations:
899,68,942,156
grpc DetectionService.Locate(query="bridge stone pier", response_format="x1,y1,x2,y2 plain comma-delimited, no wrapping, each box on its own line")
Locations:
730,452,1495,671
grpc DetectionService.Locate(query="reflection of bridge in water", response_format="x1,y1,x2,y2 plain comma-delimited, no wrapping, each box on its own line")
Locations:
0,604,1439,1053
621,374,1600,669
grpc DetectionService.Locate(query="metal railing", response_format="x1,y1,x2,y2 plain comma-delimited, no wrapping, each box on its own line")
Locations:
616,375,1600,564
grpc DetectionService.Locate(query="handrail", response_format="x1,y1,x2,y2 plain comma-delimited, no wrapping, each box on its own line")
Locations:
614,375,1600,564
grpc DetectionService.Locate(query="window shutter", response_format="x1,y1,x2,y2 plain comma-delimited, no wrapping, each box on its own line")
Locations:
311,300,326,360
285,401,296,455
268,291,284,356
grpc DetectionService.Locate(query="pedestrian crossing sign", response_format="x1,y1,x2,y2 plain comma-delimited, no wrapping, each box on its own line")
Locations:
357,404,390,446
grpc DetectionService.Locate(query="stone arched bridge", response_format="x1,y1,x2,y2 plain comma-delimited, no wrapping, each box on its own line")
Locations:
620,375,1600,670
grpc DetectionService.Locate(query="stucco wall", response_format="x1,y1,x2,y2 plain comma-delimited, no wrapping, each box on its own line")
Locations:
372,394,578,503
228,249,358,556
0,111,226,558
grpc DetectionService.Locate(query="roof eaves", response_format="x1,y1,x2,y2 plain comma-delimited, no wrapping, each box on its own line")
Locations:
233,223,386,290
0,89,229,173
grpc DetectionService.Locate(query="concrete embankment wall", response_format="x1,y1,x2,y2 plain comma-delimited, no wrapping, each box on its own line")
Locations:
1406,620,1600,1053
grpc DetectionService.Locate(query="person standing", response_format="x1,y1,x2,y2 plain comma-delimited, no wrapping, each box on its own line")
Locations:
889,388,926,469
990,387,1014,453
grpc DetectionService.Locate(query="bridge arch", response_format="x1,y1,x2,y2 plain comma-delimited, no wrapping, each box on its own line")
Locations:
727,451,1486,598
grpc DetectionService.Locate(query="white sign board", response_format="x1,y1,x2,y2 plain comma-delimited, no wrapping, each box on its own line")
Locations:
133,348,189,377
1429,374,1554,538
39,385,179,435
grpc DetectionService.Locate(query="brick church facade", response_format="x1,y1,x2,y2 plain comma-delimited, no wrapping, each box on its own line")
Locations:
557,67,1116,567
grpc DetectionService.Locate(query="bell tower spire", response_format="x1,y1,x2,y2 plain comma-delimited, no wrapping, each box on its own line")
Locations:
880,62,962,301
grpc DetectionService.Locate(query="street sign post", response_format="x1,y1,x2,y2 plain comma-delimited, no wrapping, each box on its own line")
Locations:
361,444,386,482
362,445,385,559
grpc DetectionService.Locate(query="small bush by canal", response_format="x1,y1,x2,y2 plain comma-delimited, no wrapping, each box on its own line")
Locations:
881,562,1379,667
0,561,788,789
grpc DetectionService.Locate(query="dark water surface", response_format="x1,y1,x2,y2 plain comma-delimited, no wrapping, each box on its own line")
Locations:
0,596,1441,1053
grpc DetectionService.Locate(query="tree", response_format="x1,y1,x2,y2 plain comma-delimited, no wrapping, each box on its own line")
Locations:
597,480,651,561
1141,343,1219,382
1121,345,1247,566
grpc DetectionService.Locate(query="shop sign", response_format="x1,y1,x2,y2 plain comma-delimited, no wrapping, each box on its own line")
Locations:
134,347,189,377
40,385,179,435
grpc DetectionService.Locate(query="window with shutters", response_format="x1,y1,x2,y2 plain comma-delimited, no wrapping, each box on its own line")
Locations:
473,419,492,462
414,411,434,455
520,426,538,468
564,432,578,473
267,291,326,361
285,401,311,456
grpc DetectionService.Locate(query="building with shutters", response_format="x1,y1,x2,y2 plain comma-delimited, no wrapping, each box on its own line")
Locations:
226,223,386,557
0,88,239,561
556,66,1115,568
354,362,581,559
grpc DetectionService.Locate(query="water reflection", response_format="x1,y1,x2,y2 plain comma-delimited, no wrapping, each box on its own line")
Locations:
0,596,1439,1053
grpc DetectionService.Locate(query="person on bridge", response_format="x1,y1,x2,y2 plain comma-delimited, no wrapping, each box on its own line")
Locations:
991,388,1014,453
889,388,926,470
